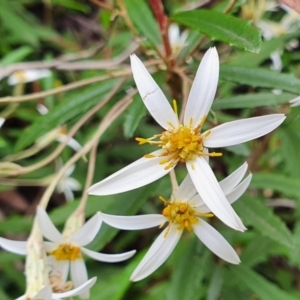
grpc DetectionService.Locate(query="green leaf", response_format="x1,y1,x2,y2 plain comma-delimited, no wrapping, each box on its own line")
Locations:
290,221,300,267
241,236,274,267
167,237,209,300
51,0,90,13
207,265,224,300
89,251,146,300
124,0,162,46
235,195,293,249
172,10,261,53
279,118,300,177
0,46,33,66
212,92,292,110
123,94,147,138
178,30,202,61
229,265,298,300
0,1,39,46
251,173,300,200
228,37,284,68
220,66,300,94
15,79,119,151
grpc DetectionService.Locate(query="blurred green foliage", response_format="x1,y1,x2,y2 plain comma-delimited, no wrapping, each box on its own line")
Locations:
1,0,300,299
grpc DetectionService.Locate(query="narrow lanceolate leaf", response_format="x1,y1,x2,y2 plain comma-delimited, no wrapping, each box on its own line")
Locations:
220,66,300,94
251,173,300,200
241,236,274,267
212,93,292,110
167,237,209,300
290,221,300,268
124,0,161,46
229,265,298,300
234,195,293,249
207,265,224,300
123,93,147,138
15,79,119,151
172,10,261,53
228,37,284,68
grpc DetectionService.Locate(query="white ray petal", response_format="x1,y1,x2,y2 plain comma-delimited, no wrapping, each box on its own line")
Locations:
70,259,89,299
37,207,63,243
81,247,136,262
175,174,198,202
194,174,251,213
98,212,165,230
130,54,178,129
189,193,205,207
8,69,51,85
184,47,219,127
47,255,69,283
226,174,252,205
70,214,102,246
34,285,52,299
186,157,246,231
194,219,240,264
57,135,82,152
130,226,181,281
52,277,97,300
0,117,5,128
204,114,286,148
289,95,300,107
87,150,174,196
0,237,27,255
44,241,59,253
219,162,248,194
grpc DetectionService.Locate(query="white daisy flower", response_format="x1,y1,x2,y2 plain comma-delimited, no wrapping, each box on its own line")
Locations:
36,207,136,299
168,23,189,56
0,209,135,300
8,69,51,85
88,47,285,231
0,218,97,300
98,163,252,281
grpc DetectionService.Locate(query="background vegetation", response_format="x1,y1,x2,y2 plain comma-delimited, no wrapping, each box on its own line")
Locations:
0,0,300,299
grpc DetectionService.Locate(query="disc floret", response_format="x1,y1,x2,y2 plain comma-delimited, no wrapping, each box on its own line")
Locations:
136,114,222,170
49,243,82,261
159,196,213,234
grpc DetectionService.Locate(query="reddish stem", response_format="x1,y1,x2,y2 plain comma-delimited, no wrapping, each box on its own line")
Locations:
149,0,174,67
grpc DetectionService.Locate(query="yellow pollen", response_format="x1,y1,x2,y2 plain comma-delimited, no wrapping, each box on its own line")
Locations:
162,200,199,233
49,244,82,261
172,99,178,116
136,116,222,169
159,196,214,236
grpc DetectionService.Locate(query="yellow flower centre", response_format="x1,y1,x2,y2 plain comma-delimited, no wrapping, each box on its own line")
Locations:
136,100,222,170
14,70,28,83
159,196,213,236
49,243,82,261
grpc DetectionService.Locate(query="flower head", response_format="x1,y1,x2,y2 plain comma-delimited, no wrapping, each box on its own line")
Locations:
98,163,252,281
36,207,136,299
88,48,285,231
0,221,97,300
